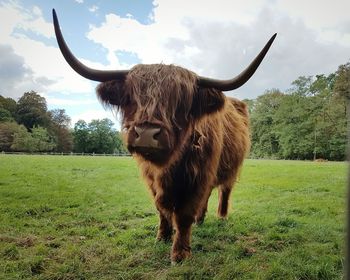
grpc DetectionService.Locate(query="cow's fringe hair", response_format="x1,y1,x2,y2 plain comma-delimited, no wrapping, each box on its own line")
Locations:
96,80,126,111
125,64,197,130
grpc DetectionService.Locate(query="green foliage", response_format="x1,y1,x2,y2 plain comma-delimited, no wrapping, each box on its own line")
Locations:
88,118,118,154
10,125,34,152
250,65,348,160
73,118,127,154
334,62,350,100
31,126,56,152
0,108,13,122
73,120,89,153
48,109,73,153
0,91,125,154
0,95,17,118
0,156,345,279
11,126,56,152
250,89,284,158
15,91,49,130
0,122,24,152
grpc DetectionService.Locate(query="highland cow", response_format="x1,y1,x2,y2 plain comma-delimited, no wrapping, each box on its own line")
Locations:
53,9,276,263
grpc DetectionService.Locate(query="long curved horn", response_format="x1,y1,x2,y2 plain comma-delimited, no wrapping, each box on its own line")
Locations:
197,33,277,91
52,9,129,82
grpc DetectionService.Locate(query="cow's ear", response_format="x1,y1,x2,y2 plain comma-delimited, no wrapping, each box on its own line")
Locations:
191,87,225,118
96,80,129,108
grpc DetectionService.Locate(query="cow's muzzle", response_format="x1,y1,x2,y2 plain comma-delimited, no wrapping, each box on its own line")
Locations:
133,126,161,148
127,124,172,164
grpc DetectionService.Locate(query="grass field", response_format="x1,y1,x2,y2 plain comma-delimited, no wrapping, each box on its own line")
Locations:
0,155,347,279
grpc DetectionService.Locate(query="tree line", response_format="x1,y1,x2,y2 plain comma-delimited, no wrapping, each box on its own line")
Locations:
0,62,348,159
247,62,349,161
0,91,127,154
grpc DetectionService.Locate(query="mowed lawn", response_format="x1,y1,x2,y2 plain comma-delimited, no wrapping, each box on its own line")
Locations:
0,155,346,280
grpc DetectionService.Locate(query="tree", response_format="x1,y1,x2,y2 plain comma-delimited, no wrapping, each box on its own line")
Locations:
310,73,346,160
249,71,347,161
88,119,118,154
290,76,313,96
49,109,73,152
16,91,49,130
250,89,284,158
333,62,350,136
334,62,350,101
0,95,17,118
73,119,127,154
31,126,56,152
10,125,56,152
73,120,90,153
0,108,13,122
49,109,71,128
11,125,34,152
115,131,128,154
0,122,24,151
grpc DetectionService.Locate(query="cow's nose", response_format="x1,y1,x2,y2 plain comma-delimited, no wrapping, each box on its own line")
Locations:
134,126,161,148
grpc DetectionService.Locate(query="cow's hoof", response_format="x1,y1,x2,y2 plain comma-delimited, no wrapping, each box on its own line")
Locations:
156,236,172,243
195,210,206,225
171,249,191,264
195,216,205,225
156,231,172,243
217,214,228,220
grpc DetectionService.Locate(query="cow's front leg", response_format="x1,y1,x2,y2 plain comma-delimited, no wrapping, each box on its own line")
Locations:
157,211,173,242
171,211,194,263
154,193,173,242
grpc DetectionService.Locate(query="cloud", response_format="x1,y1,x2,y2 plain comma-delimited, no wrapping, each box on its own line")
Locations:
172,7,350,98
0,44,51,98
75,0,84,3
45,97,96,106
0,1,96,100
274,0,350,45
0,3,53,39
88,5,99,13
87,1,350,99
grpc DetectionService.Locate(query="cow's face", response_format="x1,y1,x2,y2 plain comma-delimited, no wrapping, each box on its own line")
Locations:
97,64,225,165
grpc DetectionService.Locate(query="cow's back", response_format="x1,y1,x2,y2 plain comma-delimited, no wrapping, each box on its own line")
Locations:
215,97,250,185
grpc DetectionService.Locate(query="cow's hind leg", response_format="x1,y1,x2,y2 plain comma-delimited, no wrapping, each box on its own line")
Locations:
195,202,208,225
195,188,213,225
217,183,233,218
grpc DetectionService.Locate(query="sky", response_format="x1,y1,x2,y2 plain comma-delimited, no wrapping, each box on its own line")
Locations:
1,0,349,127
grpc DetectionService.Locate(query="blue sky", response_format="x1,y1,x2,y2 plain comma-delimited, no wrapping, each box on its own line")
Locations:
1,0,349,128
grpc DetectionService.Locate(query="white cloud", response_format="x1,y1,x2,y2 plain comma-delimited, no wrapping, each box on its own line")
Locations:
274,0,350,45
88,5,99,13
86,0,350,99
45,97,96,106
0,1,98,100
0,4,53,39
75,0,84,3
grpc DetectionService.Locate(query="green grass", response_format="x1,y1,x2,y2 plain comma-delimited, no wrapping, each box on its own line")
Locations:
0,155,346,279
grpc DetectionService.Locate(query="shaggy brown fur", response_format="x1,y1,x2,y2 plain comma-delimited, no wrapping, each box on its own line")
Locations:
96,64,250,263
